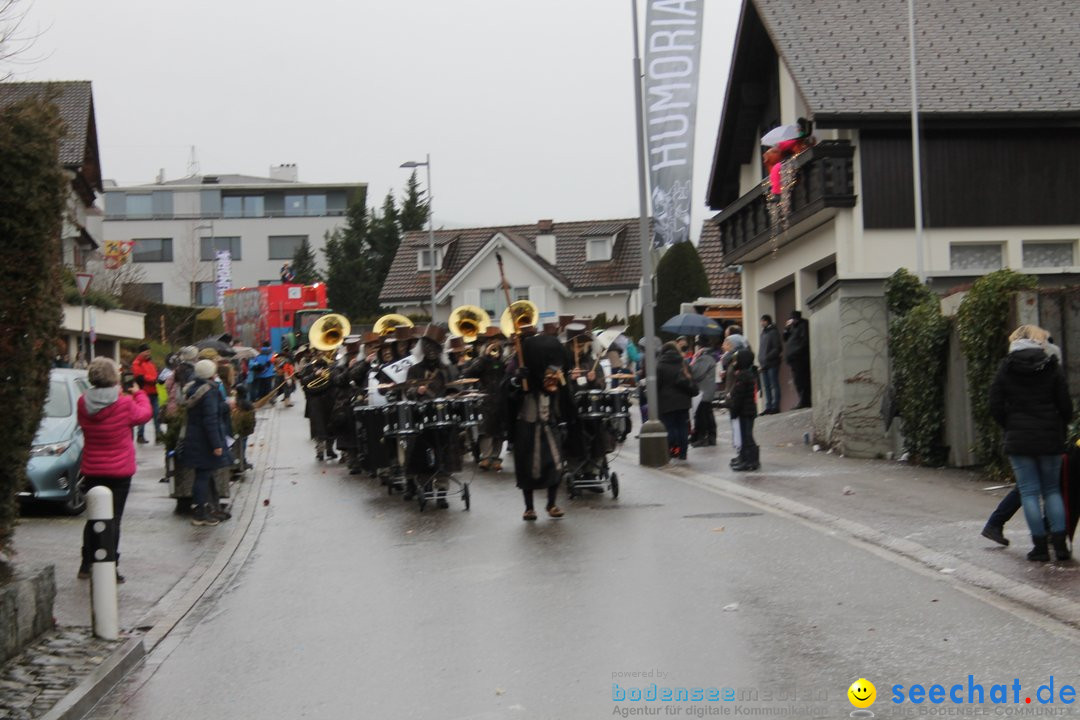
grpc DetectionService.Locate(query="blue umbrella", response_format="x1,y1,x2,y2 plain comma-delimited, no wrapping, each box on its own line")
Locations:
660,313,723,336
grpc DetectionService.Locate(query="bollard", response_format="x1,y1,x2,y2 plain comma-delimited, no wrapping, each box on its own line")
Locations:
85,486,119,640
638,419,670,468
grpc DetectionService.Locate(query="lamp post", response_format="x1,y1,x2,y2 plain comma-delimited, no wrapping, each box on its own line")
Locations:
400,155,437,321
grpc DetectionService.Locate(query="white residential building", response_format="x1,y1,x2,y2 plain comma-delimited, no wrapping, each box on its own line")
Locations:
102,167,364,306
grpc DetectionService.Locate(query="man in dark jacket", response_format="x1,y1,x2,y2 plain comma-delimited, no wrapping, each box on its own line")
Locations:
758,315,782,414
783,310,811,408
656,342,697,460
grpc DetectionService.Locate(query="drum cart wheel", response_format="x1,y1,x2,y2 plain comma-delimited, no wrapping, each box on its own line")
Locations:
462,483,471,510
562,471,577,499
610,472,619,499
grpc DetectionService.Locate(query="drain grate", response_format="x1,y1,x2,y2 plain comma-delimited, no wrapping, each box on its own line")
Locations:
682,511,763,519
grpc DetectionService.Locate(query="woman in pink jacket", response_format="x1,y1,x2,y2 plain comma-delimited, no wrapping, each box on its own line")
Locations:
77,357,152,582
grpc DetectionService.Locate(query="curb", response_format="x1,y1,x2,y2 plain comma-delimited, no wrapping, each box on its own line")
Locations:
37,637,144,720
44,406,281,719
657,461,1080,633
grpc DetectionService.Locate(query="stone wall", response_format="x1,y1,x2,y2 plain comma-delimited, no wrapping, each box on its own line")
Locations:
0,564,56,665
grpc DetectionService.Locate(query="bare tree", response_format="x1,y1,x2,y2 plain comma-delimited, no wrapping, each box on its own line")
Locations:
0,0,46,81
83,249,148,298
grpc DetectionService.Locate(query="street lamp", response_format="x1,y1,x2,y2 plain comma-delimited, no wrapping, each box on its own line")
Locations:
400,154,437,320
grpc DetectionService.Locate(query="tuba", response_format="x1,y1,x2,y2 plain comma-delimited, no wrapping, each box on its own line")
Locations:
448,305,491,343
373,313,414,338
306,313,350,390
499,299,539,337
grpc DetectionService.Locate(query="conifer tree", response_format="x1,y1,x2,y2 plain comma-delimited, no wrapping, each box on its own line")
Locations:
654,241,711,338
290,236,321,284
398,170,430,232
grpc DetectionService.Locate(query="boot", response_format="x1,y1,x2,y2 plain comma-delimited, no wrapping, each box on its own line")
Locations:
1027,536,1050,562
1051,532,1072,562
980,523,1009,546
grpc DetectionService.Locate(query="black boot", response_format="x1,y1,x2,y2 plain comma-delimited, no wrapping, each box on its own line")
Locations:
1051,532,1072,562
980,523,1009,546
1027,536,1050,562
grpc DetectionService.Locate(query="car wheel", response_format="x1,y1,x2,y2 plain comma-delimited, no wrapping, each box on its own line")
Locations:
62,475,87,515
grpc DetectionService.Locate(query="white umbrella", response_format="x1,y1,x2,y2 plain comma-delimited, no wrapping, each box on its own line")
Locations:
232,346,258,360
595,328,629,354
760,124,802,146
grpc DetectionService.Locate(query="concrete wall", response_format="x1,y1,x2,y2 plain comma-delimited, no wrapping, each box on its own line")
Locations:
0,564,55,665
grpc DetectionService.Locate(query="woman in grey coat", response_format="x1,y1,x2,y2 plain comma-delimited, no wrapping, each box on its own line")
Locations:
690,338,717,446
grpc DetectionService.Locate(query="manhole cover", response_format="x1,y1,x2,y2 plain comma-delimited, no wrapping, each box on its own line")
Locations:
682,512,763,519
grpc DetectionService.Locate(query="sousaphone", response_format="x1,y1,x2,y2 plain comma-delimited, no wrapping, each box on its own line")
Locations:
499,299,539,337
449,305,491,343
373,313,414,338
309,313,351,352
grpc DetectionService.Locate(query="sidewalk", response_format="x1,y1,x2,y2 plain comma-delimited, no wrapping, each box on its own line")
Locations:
645,408,1080,628
1,402,283,719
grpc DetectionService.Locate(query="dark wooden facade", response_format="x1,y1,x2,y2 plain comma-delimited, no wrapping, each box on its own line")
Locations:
861,127,1080,229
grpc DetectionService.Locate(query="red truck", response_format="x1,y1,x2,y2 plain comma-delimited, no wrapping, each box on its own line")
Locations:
223,283,330,351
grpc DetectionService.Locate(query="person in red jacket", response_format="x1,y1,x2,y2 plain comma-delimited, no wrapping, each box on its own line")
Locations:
130,343,161,444
77,357,153,582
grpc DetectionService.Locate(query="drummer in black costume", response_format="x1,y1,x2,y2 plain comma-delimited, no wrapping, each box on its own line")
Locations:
506,330,578,521
405,324,461,507
564,323,614,480
462,325,508,472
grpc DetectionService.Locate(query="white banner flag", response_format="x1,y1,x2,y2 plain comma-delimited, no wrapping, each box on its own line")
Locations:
215,250,232,308
644,0,704,246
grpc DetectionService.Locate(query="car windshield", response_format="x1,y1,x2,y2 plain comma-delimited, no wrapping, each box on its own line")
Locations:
43,380,72,418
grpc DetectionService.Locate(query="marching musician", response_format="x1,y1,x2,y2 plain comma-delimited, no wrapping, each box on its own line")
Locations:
330,336,363,468
506,330,577,521
564,323,614,479
405,324,461,508
298,350,335,462
462,326,509,472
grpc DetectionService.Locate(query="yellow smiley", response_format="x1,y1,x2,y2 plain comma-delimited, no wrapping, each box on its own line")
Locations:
848,678,876,709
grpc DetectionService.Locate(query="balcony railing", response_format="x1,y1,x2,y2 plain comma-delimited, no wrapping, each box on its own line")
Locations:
718,140,856,265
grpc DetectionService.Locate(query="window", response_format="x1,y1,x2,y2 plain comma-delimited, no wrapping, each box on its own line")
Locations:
586,236,613,262
131,238,173,263
285,195,305,217
949,243,1003,271
200,236,242,261
305,194,326,216
125,194,152,218
480,287,529,318
268,235,307,260
192,282,216,306
43,380,72,418
258,280,278,286
223,195,265,218
244,196,264,218
124,282,164,303
417,248,443,271
223,196,243,218
1022,241,1075,268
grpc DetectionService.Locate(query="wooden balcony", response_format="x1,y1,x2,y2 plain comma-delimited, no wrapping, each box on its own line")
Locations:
718,140,856,265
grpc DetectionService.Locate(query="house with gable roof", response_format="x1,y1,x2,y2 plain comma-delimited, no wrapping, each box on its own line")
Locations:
378,218,649,326
705,0,1080,456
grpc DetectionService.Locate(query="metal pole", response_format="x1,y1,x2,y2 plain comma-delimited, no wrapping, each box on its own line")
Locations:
632,0,668,467
86,486,119,640
425,154,437,321
80,295,87,361
908,0,926,283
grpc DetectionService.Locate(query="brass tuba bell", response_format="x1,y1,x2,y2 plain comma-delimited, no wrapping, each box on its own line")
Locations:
499,299,539,337
309,313,351,352
448,305,491,343
372,313,414,338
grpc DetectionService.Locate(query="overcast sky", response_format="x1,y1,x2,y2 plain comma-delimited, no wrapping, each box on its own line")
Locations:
16,0,740,237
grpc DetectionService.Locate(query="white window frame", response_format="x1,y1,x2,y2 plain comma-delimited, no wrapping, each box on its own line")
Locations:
586,235,614,262
417,248,443,271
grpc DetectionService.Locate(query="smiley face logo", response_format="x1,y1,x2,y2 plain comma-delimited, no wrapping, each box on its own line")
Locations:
848,678,876,708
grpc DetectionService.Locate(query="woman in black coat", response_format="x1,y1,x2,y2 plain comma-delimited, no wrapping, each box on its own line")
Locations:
655,342,697,460
988,325,1074,562
726,348,760,471
181,360,232,526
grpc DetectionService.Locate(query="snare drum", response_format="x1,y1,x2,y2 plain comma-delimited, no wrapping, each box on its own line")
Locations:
384,401,420,436
602,389,630,418
419,398,455,429
575,389,607,419
451,395,481,428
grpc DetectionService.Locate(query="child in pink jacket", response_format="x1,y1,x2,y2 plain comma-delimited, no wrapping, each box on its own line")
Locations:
77,357,152,582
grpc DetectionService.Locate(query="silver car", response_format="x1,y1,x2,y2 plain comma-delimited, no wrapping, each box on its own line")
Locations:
20,368,90,514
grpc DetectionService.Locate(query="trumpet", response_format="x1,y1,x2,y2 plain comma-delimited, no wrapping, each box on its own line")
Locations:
449,305,491,342
499,299,539,337
373,313,414,338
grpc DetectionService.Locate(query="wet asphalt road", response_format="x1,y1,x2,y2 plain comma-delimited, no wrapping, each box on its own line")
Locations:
89,406,1080,720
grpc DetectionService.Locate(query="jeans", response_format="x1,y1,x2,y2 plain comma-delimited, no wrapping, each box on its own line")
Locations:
986,488,1022,529
737,415,759,465
1008,454,1066,537
661,410,690,459
81,475,131,567
193,468,214,510
138,392,161,440
760,365,780,412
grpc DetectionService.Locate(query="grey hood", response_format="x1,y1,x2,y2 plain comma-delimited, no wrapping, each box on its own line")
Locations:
83,386,119,416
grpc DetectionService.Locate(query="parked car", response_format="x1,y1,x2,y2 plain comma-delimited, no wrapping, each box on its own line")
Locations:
20,368,90,515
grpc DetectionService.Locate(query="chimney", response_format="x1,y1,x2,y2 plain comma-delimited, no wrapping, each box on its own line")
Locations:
270,163,299,182
535,219,556,265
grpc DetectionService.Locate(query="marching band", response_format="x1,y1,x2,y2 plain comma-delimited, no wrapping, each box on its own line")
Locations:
289,298,634,517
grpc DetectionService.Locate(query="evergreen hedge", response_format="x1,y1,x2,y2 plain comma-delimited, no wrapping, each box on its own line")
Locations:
0,98,68,555
654,241,710,339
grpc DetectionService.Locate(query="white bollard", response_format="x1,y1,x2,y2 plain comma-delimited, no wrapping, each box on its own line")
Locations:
85,486,119,640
